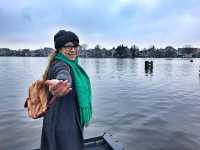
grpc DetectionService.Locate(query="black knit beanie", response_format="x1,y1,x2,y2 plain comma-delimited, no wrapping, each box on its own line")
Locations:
54,30,79,49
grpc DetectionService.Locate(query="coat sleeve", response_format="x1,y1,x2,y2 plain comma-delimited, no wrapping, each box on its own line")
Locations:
52,61,72,84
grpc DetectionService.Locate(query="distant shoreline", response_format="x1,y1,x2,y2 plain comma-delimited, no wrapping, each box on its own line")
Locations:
0,45,200,58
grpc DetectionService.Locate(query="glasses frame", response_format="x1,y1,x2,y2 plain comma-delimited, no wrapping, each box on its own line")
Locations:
63,45,80,51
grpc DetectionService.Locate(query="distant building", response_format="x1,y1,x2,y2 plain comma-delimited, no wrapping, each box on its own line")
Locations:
0,48,10,56
178,47,199,58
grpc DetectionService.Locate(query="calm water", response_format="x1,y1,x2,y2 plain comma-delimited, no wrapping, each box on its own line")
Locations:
0,57,200,150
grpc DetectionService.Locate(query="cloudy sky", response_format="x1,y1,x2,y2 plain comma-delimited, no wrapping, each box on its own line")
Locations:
0,0,199,49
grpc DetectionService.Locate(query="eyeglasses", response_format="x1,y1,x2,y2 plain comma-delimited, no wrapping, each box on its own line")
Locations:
63,45,80,51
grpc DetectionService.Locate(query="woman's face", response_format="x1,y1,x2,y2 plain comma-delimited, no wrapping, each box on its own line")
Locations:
60,42,79,60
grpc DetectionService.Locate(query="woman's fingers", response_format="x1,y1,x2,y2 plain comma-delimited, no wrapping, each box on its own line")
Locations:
46,80,62,92
53,83,71,95
50,80,64,91
62,87,72,95
45,79,60,86
52,85,64,95
45,79,72,96
50,80,72,96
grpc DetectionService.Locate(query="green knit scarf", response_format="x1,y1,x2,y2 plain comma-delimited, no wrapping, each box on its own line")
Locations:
54,52,92,127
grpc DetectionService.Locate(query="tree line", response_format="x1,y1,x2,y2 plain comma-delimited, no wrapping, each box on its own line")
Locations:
80,44,200,58
0,44,199,58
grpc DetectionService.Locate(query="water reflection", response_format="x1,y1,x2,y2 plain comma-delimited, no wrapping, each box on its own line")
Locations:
94,59,100,76
116,59,126,72
143,60,153,77
145,67,153,76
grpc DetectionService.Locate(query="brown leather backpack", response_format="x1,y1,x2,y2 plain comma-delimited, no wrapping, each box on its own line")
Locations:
24,80,58,119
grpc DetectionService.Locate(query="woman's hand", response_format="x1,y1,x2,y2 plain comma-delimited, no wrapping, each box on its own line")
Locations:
45,79,72,96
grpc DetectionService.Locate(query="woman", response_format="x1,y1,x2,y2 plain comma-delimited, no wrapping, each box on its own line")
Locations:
40,30,92,150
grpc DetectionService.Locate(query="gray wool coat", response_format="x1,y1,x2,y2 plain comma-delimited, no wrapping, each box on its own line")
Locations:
40,60,84,150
